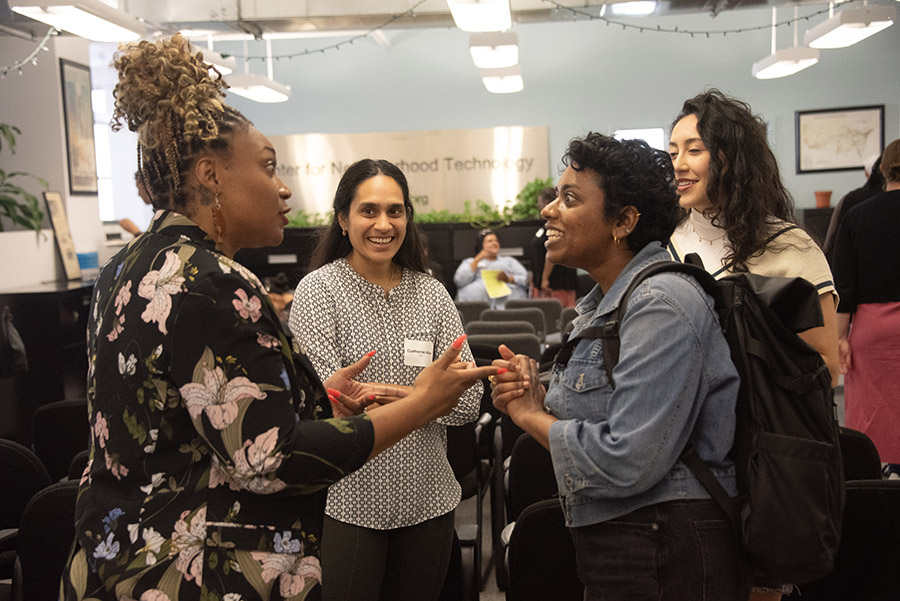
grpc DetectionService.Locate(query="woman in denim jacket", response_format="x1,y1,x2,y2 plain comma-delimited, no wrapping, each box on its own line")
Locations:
491,133,747,600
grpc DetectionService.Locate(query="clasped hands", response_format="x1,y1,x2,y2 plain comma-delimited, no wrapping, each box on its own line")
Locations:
489,344,546,419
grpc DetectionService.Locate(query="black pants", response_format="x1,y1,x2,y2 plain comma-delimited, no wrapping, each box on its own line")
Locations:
320,511,455,601
571,499,749,601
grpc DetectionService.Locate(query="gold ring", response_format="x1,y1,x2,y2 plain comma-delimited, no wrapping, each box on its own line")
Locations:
488,375,495,384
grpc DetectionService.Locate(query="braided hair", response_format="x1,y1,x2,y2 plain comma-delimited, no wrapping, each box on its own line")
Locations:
111,33,251,211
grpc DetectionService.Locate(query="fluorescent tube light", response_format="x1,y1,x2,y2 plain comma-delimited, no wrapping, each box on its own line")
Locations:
226,73,291,103
804,5,895,49
751,46,819,79
447,0,512,32
609,1,658,17
11,0,146,42
481,65,523,93
469,32,518,68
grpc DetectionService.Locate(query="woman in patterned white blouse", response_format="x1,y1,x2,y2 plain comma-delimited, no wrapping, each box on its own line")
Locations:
290,159,483,601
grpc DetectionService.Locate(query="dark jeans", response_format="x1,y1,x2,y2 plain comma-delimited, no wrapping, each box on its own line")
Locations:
570,499,749,601
321,511,455,601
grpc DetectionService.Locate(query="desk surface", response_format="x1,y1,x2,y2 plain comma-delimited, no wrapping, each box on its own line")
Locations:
0,279,94,296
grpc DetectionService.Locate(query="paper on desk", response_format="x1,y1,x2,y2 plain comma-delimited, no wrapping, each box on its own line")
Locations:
481,270,511,299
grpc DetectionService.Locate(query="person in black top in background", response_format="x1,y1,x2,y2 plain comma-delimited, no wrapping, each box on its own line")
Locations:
823,154,884,263
529,186,577,307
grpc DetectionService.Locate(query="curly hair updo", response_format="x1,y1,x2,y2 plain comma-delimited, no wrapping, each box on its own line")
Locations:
111,33,251,211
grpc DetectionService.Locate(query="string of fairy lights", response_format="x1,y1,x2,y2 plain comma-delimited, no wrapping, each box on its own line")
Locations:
0,26,57,78
541,0,843,38
0,0,868,70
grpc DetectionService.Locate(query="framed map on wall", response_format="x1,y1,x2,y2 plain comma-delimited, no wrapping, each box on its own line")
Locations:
795,105,884,174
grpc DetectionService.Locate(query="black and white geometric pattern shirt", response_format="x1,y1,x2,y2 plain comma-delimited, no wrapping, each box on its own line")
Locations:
290,258,481,529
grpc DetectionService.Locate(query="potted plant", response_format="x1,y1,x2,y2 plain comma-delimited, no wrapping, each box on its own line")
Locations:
0,123,46,233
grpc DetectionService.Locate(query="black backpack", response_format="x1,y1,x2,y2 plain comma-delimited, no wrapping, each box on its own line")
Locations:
562,258,844,585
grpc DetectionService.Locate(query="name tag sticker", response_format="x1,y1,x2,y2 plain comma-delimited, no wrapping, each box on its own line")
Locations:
404,339,434,367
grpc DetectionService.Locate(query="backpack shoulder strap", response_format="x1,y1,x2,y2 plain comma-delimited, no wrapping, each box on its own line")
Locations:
600,261,717,387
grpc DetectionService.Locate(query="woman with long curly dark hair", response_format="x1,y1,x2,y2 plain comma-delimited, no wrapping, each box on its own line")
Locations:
667,89,838,386
668,89,840,601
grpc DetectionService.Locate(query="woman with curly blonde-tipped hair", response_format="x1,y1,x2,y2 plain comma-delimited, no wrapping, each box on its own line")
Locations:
60,34,495,601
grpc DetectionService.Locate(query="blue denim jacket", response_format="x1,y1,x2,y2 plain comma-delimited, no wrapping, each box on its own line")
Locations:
546,242,739,527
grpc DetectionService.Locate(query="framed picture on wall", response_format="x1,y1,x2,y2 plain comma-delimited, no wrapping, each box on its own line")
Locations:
44,191,81,281
59,59,98,194
795,105,884,174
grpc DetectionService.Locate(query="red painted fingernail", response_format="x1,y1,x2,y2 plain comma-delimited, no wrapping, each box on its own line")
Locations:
366,350,376,357
326,388,341,398
328,395,339,404
497,368,508,375
452,334,467,349
367,394,376,401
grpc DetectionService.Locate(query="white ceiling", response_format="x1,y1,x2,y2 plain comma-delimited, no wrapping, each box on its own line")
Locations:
1,0,810,40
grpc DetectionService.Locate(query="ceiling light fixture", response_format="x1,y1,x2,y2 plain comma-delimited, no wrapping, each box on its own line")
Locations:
804,3,895,49
191,39,236,76
11,0,146,42
226,39,291,103
481,65,523,93
447,0,512,32
469,32,518,68
609,1,658,17
752,7,818,79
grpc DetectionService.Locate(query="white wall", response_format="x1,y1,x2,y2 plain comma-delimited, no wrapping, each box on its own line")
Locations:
3,5,899,288
214,5,900,209
0,35,103,289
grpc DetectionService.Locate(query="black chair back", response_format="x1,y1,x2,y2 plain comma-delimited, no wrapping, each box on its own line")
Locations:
466,320,535,336
507,433,558,522
558,306,578,336
506,498,583,601
506,299,563,335
480,308,546,342
11,479,79,601
32,399,89,481
455,301,490,327
838,426,882,481
0,438,51,528
785,480,900,600
467,333,541,362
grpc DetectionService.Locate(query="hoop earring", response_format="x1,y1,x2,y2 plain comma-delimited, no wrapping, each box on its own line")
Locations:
213,190,223,246
613,234,620,245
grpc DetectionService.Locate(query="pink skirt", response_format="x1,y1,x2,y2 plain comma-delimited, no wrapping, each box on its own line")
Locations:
844,302,900,463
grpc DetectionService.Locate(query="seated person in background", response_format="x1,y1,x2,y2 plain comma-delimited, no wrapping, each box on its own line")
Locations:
454,229,528,309
530,186,577,307
263,272,295,325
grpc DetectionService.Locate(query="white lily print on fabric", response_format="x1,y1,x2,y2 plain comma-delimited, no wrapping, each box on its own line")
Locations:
171,507,206,585
249,551,321,599
180,363,266,430
230,427,287,494
137,527,166,566
138,250,186,334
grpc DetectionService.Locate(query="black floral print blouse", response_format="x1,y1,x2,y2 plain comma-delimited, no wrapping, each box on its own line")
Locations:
61,211,374,601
